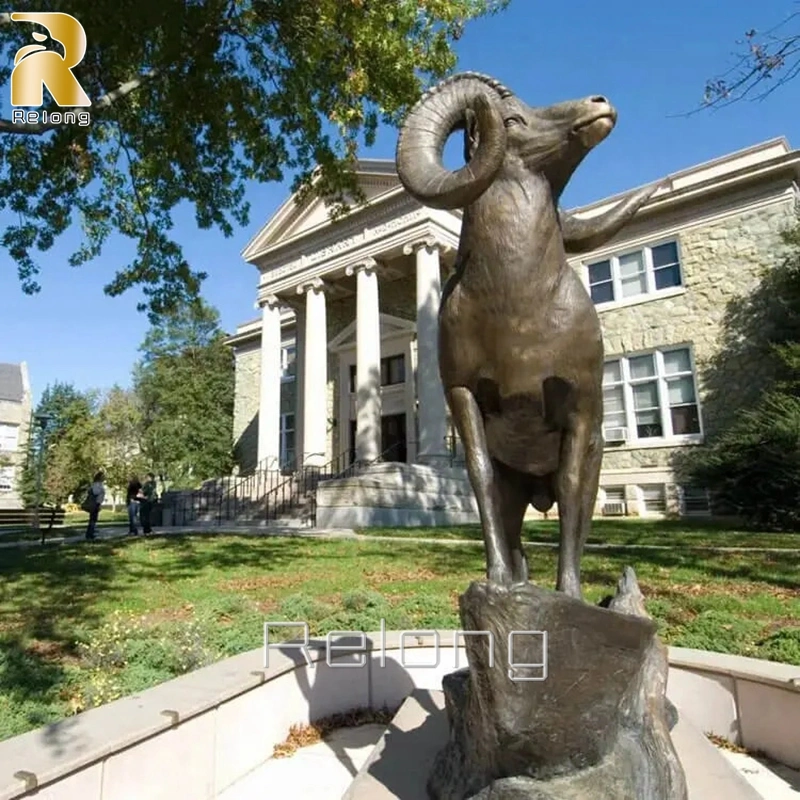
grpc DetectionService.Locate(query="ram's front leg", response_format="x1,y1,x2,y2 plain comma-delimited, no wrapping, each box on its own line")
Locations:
447,386,513,586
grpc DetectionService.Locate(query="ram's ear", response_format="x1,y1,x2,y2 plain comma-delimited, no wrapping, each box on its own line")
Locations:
463,107,481,163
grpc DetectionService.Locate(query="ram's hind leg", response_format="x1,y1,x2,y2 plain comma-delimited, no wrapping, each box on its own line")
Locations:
447,387,513,586
555,416,603,598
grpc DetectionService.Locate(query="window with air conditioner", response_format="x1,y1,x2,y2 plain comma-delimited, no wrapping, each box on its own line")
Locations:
602,346,702,446
602,486,626,516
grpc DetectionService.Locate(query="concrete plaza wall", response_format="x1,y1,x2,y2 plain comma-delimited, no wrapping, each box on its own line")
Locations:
1,631,798,800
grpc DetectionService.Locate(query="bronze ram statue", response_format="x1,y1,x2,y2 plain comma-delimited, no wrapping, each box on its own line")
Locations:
396,72,663,597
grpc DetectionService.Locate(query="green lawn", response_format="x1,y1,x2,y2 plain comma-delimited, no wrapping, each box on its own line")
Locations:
0,527,798,744
357,519,800,550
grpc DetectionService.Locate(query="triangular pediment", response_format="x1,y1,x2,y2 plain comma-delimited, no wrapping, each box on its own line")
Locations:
329,313,416,352
242,159,402,262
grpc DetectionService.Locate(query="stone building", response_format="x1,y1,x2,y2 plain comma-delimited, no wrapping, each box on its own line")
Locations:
0,362,32,509
226,138,800,522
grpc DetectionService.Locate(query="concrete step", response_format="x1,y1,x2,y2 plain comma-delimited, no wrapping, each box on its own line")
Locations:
342,689,764,800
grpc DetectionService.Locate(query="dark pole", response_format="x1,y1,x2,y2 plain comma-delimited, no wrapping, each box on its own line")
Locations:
33,421,45,538
32,414,52,543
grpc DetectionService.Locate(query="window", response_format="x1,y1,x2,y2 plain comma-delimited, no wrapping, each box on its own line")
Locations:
641,485,667,514
679,485,711,516
281,342,296,381
602,346,701,444
0,424,19,452
349,354,406,392
0,466,14,492
279,413,295,469
381,354,406,386
587,241,682,306
601,486,626,516
603,487,625,504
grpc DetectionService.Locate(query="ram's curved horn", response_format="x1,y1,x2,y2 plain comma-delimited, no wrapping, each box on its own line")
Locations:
395,72,511,210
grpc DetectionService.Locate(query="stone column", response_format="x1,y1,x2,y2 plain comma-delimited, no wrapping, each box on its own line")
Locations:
297,278,328,468
345,258,382,462
292,303,306,470
257,293,283,468
405,237,449,465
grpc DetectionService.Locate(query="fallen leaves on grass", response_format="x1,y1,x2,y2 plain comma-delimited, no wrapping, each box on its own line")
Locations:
272,706,397,759
362,567,440,586
137,605,194,627
218,575,304,592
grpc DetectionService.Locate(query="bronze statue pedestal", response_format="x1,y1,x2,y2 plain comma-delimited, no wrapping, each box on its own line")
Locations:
427,569,687,800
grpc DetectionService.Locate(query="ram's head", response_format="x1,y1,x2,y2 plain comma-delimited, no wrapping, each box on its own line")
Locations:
396,71,618,210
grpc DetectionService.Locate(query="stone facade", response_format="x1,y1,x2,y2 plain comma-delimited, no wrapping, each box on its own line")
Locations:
233,269,427,470
228,140,800,520
0,362,32,509
596,198,797,476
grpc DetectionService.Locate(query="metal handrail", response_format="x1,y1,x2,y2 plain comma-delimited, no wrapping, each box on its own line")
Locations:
168,430,464,527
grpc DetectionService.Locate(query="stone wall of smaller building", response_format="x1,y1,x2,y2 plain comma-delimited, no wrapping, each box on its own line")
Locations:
598,198,797,475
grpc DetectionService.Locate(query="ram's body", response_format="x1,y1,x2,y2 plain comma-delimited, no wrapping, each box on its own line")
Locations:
396,72,662,596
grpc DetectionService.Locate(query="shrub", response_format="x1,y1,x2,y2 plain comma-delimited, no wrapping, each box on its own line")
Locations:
685,392,800,530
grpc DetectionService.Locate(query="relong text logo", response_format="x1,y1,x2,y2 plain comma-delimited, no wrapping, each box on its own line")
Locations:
264,621,548,682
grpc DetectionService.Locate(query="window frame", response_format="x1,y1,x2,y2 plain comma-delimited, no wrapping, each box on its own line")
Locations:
585,238,685,309
280,340,296,383
349,353,407,393
279,412,295,468
0,423,19,452
640,484,667,515
602,345,704,447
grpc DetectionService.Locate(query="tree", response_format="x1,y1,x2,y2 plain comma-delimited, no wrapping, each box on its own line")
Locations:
677,218,800,529
0,1,509,320
134,298,235,486
703,9,799,108
42,406,103,504
18,383,101,505
97,386,147,510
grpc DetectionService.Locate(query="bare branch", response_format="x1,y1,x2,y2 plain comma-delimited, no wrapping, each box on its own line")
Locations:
701,10,800,108
0,69,159,135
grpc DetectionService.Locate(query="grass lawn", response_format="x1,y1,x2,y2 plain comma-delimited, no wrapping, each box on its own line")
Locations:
0,526,798,744
357,519,800,550
0,509,130,543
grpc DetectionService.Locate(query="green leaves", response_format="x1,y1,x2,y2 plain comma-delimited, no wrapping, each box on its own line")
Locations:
134,298,235,485
0,0,510,319
21,298,235,500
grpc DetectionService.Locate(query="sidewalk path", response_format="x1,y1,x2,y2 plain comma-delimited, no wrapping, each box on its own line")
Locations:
1,524,800,554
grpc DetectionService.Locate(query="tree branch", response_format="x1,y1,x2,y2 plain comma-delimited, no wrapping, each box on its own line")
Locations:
0,69,159,135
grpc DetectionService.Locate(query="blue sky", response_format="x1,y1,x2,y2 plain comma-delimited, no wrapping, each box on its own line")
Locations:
2,0,799,406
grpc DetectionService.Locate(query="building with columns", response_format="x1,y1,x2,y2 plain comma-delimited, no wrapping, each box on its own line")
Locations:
227,138,800,523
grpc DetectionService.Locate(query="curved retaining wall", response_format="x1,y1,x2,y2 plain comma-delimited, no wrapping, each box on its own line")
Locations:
0,632,797,800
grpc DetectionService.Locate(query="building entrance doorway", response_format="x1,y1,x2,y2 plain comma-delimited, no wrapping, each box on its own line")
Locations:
349,412,407,464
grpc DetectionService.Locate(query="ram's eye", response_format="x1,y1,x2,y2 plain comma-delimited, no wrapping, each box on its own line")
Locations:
504,115,524,128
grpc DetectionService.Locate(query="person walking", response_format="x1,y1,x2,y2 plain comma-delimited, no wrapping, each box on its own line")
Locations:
84,471,105,541
126,475,143,535
140,472,158,535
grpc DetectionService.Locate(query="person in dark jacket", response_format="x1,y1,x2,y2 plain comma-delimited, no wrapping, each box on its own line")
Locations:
140,473,158,535
126,475,143,535
85,471,105,541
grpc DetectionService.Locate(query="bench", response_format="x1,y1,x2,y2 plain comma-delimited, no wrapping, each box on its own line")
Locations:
0,506,67,534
